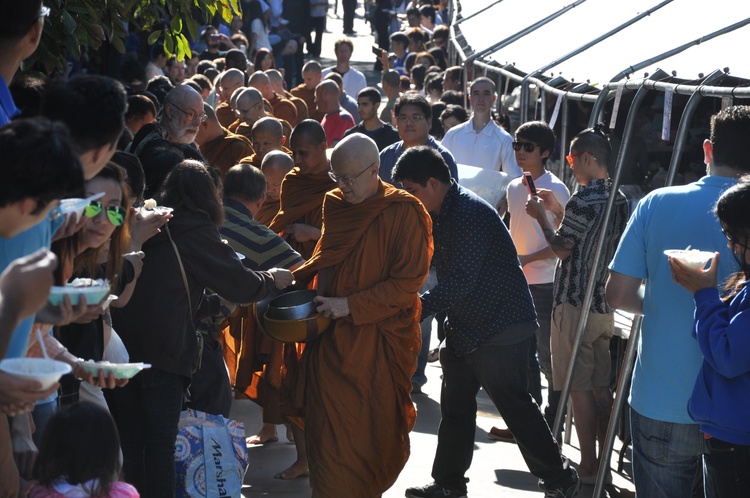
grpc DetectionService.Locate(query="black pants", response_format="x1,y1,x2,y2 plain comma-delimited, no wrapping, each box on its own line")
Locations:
307,16,326,57
342,0,356,33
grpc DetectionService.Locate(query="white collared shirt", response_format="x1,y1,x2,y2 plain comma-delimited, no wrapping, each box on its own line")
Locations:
441,118,522,178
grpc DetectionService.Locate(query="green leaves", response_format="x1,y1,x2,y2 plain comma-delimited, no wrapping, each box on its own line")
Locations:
29,0,242,72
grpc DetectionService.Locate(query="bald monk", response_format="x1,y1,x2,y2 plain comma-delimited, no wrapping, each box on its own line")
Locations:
290,60,325,122
266,69,309,123
256,150,294,226
195,102,254,177
248,72,298,127
217,164,308,477
268,120,336,260
293,134,433,497
239,117,292,168
215,68,246,127
230,87,266,141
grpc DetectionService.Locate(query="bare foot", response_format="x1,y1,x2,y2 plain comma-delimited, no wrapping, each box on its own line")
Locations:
246,424,279,445
285,423,295,443
274,460,309,479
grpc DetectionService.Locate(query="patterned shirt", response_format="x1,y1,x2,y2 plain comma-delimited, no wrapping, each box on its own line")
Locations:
421,183,537,356
553,178,628,313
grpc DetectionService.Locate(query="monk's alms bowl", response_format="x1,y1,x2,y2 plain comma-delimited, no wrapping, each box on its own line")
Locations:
260,290,331,343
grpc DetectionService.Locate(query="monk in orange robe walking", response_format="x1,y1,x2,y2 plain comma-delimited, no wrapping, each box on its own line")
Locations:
293,134,433,497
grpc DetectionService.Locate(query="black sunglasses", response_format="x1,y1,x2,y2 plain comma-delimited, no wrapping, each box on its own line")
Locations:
512,141,540,153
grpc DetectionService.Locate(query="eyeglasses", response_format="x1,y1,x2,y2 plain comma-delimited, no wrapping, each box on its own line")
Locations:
169,102,207,123
566,152,584,166
84,201,127,227
328,163,373,186
397,114,426,123
512,141,540,153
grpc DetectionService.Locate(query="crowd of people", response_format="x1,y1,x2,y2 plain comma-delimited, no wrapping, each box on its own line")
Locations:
2,1,750,498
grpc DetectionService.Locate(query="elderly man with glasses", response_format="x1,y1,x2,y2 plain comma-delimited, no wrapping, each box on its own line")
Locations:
378,93,458,184
133,85,205,158
293,133,432,497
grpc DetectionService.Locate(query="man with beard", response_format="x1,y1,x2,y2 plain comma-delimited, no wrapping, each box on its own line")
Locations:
133,85,205,158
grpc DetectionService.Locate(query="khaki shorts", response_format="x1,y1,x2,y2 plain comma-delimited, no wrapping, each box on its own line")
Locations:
551,302,614,391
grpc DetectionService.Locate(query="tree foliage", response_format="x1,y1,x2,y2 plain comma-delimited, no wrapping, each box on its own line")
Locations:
27,0,242,73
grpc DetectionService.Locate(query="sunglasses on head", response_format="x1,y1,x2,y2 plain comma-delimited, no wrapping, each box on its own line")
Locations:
84,201,126,227
512,141,539,153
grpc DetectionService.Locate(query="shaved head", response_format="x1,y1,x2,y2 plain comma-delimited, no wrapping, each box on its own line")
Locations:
219,68,245,102
266,69,285,94
261,150,294,200
315,80,340,114
252,116,283,139
330,134,380,204
248,71,274,100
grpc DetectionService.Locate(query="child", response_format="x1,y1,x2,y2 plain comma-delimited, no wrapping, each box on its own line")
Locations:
30,402,139,497
669,176,750,497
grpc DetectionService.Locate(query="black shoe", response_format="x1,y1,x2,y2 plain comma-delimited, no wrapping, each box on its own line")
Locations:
543,477,580,497
405,482,467,498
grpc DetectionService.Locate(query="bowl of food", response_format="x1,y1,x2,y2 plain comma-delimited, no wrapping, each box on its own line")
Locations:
259,290,331,343
664,249,715,270
0,358,72,390
78,360,151,380
48,278,110,306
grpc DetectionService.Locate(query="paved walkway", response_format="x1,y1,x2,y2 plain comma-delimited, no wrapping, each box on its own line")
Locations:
233,5,637,496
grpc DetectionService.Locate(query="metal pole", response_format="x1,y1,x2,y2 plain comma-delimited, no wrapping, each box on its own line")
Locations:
591,316,642,498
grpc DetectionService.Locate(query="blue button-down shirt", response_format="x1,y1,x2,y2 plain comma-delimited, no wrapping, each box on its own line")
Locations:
421,182,537,356
378,136,459,184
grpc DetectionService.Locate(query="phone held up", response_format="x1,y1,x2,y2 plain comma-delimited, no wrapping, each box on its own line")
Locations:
371,45,382,57
523,171,537,197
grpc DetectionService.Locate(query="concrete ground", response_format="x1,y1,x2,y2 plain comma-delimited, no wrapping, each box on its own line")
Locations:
233,4,637,497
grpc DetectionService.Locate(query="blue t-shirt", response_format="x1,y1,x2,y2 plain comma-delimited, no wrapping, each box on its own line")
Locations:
379,137,458,184
609,175,739,423
0,77,20,126
1,211,63,359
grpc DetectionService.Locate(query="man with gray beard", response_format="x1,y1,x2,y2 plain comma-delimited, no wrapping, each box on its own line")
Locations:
133,85,206,158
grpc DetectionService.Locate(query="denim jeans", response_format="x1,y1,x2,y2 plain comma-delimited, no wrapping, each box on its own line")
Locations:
412,315,432,387
432,333,574,491
107,368,186,498
703,437,750,498
631,408,704,498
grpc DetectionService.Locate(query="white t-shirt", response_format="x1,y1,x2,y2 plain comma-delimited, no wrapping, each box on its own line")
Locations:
506,170,570,285
441,118,522,178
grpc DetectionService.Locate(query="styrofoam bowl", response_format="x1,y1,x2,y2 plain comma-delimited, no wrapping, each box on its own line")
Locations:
48,278,110,306
78,361,151,379
0,358,71,390
664,249,715,270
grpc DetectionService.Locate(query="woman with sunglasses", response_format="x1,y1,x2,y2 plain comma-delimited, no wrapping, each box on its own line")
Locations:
52,163,142,406
108,160,293,497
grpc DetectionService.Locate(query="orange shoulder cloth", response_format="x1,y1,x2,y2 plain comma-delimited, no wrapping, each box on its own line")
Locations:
268,168,335,232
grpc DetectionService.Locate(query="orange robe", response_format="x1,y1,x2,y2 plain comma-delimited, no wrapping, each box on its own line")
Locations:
269,92,298,127
268,168,335,260
215,101,236,128
199,129,254,177
239,145,293,168
290,83,325,122
255,198,280,227
286,91,309,122
293,181,433,497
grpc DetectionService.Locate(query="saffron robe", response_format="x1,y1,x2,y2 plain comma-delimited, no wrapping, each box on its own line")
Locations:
215,100,236,128
290,83,325,122
268,168,335,260
293,181,432,497
269,92,299,127
199,129,254,177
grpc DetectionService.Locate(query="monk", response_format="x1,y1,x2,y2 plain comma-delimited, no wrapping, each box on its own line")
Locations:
215,69,245,127
290,61,325,122
293,134,433,497
195,103,254,177
267,69,309,123
256,151,294,226
248,72,298,127
267,119,336,260
238,117,291,168
229,87,266,142
218,165,307,474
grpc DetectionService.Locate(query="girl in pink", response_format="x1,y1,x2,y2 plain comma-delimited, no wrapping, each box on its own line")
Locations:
30,402,138,498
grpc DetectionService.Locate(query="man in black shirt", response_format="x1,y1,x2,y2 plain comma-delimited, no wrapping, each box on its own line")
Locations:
343,87,399,151
394,146,580,498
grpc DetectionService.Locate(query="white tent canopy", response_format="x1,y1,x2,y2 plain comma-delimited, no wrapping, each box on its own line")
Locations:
456,0,750,87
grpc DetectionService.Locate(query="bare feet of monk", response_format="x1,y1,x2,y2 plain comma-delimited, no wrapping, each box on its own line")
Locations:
246,423,279,445
273,460,309,479
285,423,295,443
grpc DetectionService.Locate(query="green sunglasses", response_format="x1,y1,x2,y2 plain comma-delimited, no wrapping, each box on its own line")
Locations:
84,201,126,227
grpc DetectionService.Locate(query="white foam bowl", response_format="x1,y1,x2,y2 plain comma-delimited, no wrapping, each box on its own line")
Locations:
48,278,110,306
664,249,715,270
0,358,71,390
78,361,151,380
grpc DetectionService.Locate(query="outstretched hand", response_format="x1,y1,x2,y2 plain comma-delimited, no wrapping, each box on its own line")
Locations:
314,296,349,319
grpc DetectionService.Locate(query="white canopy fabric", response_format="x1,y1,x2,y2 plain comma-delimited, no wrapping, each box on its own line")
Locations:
456,0,750,87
